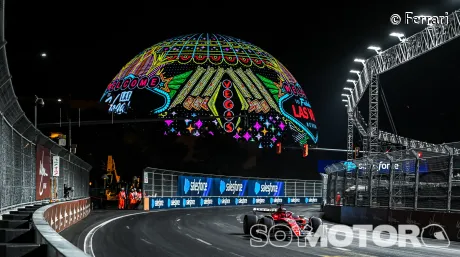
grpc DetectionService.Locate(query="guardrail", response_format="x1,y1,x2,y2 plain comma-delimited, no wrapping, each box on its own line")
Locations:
32,198,91,257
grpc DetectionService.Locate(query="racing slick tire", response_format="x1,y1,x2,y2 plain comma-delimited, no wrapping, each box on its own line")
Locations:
310,217,322,233
243,214,258,235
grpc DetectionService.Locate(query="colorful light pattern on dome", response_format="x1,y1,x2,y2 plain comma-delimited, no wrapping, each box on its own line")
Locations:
100,33,318,146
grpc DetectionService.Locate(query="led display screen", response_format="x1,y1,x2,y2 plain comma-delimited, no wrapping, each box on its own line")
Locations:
100,34,318,147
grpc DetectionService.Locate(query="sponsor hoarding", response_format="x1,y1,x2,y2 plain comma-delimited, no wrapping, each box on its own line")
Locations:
247,180,284,197
36,145,51,200
148,196,322,210
213,178,248,196
177,176,213,196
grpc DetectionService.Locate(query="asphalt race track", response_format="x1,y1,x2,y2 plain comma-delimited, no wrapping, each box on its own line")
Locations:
83,206,460,257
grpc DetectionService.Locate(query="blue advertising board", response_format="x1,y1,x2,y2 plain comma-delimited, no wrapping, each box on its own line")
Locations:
247,180,284,197
177,176,213,196
148,196,322,210
343,160,428,174
213,178,248,196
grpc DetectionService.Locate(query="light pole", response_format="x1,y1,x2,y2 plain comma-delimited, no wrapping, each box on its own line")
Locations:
34,95,44,128
390,32,406,42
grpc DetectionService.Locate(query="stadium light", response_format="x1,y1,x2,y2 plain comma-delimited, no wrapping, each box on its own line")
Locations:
343,87,353,93
345,105,348,107
342,99,348,102
41,53,47,58
57,98,62,102
367,46,382,54
350,70,360,74
341,94,349,97
390,32,406,42
354,58,365,64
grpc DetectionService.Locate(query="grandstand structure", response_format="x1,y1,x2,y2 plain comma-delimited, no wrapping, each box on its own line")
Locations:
344,9,460,160
327,9,460,212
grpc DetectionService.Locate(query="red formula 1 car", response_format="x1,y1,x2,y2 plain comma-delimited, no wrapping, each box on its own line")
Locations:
243,204,322,238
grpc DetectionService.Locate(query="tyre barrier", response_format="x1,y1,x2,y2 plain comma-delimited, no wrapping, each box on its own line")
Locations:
32,198,91,257
323,205,460,242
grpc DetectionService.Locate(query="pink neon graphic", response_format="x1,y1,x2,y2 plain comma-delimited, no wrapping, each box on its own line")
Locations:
209,131,214,136
233,133,241,140
271,136,277,143
243,132,251,141
177,132,181,136
279,122,286,130
165,120,174,126
195,120,203,129
253,122,261,131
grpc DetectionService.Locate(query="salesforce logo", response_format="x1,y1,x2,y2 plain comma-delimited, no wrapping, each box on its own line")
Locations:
269,198,283,204
182,198,195,207
183,178,208,194
220,180,243,194
235,198,247,205
154,199,164,208
254,182,279,195
305,197,318,203
287,198,300,204
167,199,181,208
252,198,265,204
217,198,230,205
200,198,213,206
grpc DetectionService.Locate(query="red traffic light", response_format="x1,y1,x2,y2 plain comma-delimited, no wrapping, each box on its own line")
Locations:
276,142,282,154
417,152,422,158
302,144,308,157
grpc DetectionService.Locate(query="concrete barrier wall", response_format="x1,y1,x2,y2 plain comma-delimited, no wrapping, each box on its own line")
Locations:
33,198,91,257
324,205,460,242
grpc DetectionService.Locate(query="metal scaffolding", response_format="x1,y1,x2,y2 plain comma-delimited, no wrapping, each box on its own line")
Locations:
325,142,460,212
344,9,460,157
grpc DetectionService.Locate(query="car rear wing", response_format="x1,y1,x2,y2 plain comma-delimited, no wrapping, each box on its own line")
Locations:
253,208,277,213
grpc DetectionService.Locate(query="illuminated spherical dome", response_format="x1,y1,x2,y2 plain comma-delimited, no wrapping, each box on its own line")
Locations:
100,34,318,146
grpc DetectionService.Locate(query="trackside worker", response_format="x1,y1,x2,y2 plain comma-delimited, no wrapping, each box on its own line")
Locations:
118,188,126,210
136,189,142,201
129,188,137,209
336,192,341,206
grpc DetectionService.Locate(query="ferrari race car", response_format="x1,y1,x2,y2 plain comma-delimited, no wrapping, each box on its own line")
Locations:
243,205,323,239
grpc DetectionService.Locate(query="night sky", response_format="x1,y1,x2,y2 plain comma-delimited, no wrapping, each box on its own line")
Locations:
4,1,460,183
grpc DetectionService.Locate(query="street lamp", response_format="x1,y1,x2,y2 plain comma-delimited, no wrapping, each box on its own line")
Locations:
41,53,47,58
34,95,44,128
350,70,360,75
368,46,382,55
354,58,365,64
57,98,62,102
390,32,406,42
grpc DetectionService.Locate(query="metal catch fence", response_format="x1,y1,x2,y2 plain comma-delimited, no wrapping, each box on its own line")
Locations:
0,6,91,213
325,143,460,212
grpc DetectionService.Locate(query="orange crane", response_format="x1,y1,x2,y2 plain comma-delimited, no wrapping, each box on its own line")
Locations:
104,155,122,201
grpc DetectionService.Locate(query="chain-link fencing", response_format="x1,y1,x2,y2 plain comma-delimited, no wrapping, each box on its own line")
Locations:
0,2,91,213
325,143,460,212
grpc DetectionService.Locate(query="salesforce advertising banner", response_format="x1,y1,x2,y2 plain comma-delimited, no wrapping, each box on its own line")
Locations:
149,196,322,210
177,176,213,196
247,180,284,197
213,178,248,196
343,160,428,174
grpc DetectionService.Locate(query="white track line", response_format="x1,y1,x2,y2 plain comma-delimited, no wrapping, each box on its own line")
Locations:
229,252,245,257
335,247,350,251
83,212,156,257
141,238,153,245
196,238,212,245
176,218,181,222
125,226,130,229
